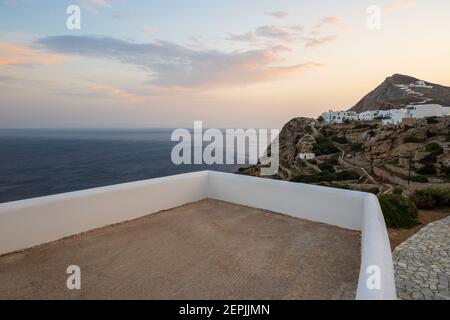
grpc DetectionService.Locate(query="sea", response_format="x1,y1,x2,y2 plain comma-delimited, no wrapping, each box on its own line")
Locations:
0,129,252,203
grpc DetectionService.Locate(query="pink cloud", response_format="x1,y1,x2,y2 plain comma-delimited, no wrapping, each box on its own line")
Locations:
0,42,69,66
383,1,416,14
304,35,338,49
265,11,289,19
311,16,343,34
89,83,144,103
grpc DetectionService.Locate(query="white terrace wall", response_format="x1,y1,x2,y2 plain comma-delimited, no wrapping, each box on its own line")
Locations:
0,171,208,256
208,171,364,230
0,171,396,300
357,194,396,300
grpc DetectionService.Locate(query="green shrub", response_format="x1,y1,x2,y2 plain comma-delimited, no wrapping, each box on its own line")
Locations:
365,187,380,195
425,142,443,153
337,170,360,181
427,130,437,138
291,170,360,184
319,128,329,137
446,133,450,142
355,124,377,130
326,157,339,166
331,158,339,166
410,176,428,183
318,158,338,172
442,166,450,177
421,153,438,164
379,195,419,229
332,136,348,144
325,183,351,190
415,164,437,175
420,144,443,165
319,162,335,173
393,188,403,195
427,117,439,124
411,188,450,209
404,136,424,143
350,143,363,153
313,137,339,156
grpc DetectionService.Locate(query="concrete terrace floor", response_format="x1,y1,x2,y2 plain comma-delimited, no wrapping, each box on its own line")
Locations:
0,199,361,300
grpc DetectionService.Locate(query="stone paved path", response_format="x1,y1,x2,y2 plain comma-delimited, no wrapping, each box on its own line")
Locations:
393,216,450,300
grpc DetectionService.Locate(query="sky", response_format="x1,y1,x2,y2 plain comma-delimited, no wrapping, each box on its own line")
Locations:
0,0,449,129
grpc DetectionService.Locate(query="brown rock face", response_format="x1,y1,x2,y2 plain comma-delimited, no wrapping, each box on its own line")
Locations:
350,74,450,112
277,117,317,180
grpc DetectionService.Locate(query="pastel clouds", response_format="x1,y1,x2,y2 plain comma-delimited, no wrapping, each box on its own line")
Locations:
89,83,144,103
265,11,289,19
310,16,343,35
304,35,338,49
79,0,111,12
36,35,322,87
226,15,344,50
0,42,69,66
384,1,416,14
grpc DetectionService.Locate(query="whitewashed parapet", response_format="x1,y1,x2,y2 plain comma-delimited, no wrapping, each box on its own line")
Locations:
0,171,396,300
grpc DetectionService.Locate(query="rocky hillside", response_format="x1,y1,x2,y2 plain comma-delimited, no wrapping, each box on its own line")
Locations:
350,74,450,112
275,117,317,180
240,116,450,193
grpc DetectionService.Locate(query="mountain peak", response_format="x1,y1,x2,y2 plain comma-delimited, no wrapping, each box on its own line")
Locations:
349,74,450,112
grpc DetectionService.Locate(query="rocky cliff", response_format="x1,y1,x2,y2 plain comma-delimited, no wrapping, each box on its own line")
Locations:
350,74,450,112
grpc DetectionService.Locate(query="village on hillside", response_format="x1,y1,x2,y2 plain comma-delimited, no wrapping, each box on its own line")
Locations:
321,104,450,126
240,79,450,198
322,79,450,125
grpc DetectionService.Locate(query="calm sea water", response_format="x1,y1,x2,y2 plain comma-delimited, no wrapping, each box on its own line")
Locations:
0,129,249,203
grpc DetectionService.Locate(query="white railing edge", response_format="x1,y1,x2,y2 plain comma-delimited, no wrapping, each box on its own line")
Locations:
356,194,397,300
0,170,209,213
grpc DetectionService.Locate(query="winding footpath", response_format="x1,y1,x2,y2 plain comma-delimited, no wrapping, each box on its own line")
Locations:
334,143,393,194
393,216,450,300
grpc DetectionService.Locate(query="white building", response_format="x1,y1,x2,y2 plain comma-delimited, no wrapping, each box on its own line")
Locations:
357,111,377,121
382,109,408,125
297,153,316,160
322,104,450,126
321,110,358,124
443,107,450,116
410,80,433,89
407,104,447,119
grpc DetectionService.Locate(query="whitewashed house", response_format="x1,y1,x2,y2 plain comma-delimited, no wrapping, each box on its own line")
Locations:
296,134,316,160
410,80,433,89
321,104,450,127
321,110,358,124
382,109,408,125
408,104,447,119
297,153,316,160
357,111,376,121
